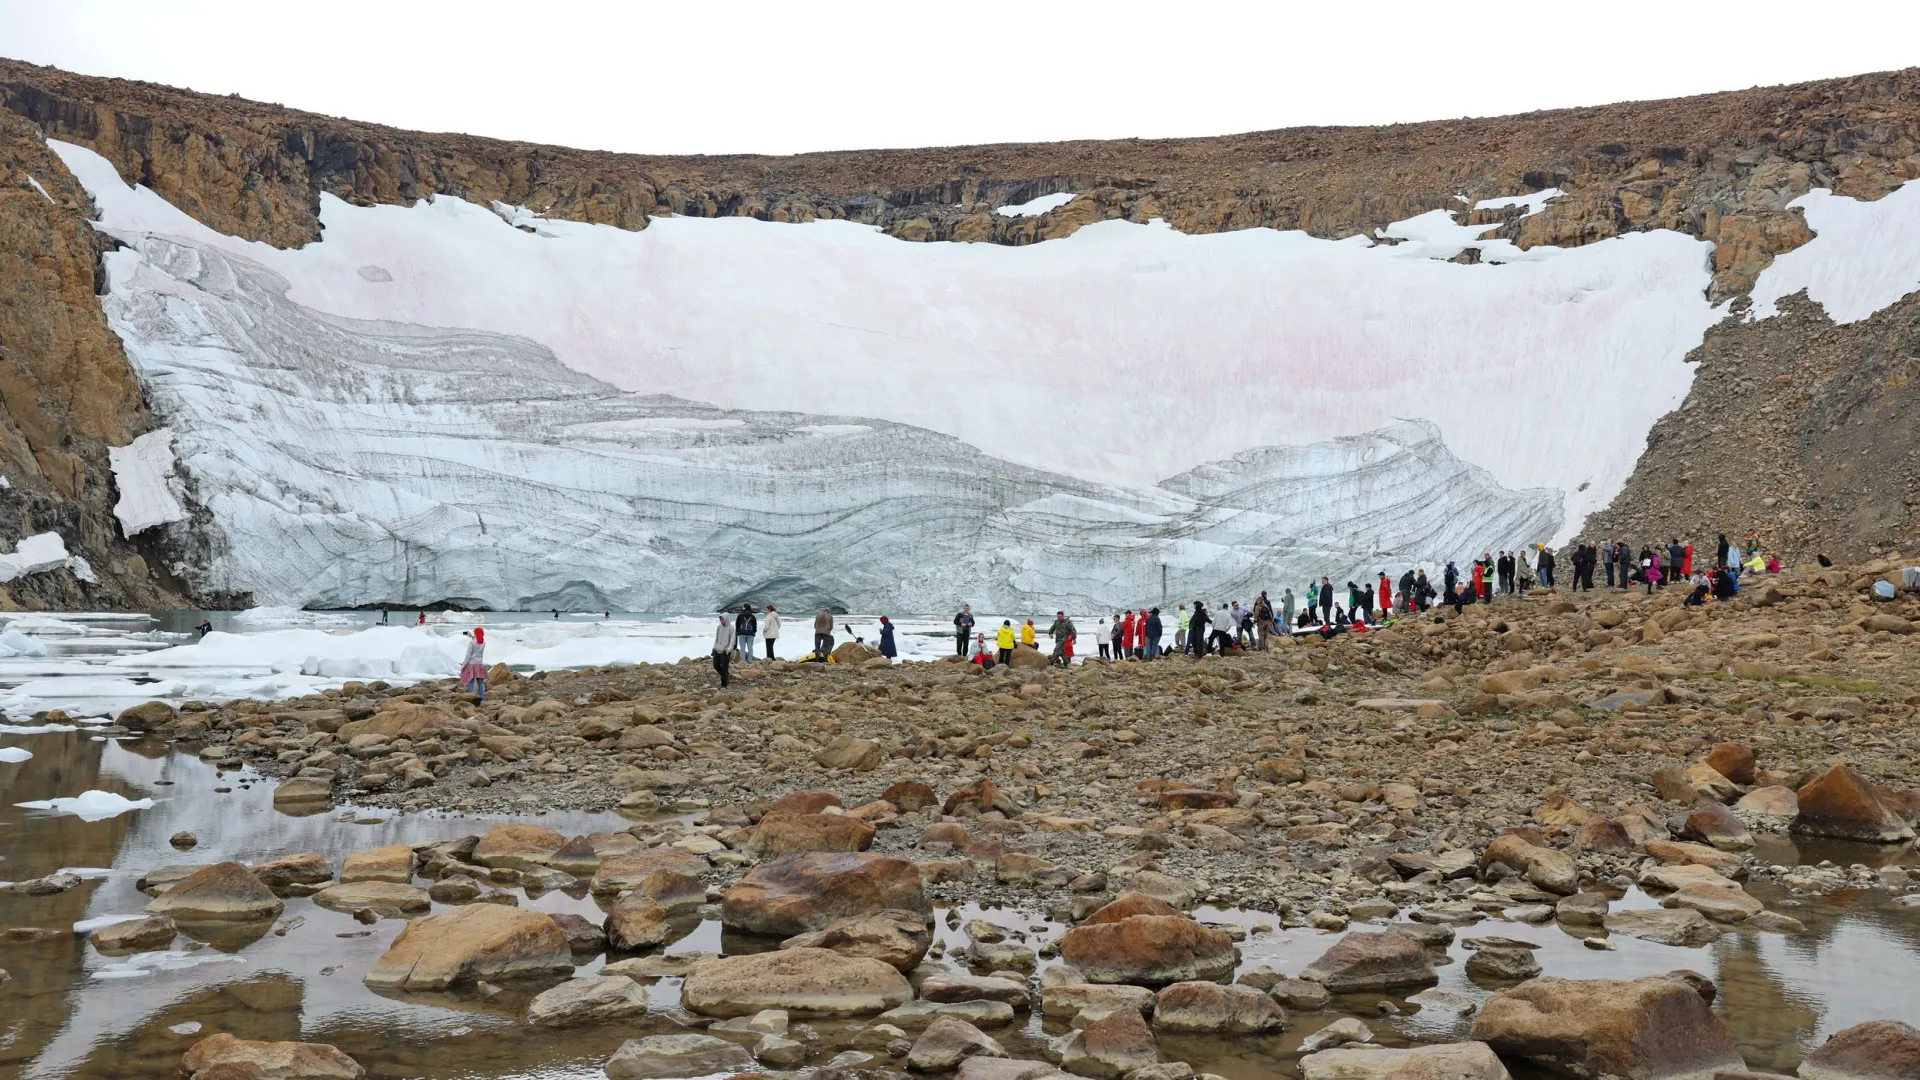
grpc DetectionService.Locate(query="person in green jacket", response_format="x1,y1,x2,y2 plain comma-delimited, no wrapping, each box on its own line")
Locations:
1048,611,1076,665
1175,603,1190,653
1282,587,1296,632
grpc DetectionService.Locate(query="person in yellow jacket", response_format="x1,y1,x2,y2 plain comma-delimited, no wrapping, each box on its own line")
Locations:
1019,619,1036,647
996,620,1015,667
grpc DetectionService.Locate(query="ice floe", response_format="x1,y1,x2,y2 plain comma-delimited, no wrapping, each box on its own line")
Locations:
16,790,155,821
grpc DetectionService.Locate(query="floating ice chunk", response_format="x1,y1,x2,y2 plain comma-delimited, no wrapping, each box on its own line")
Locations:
0,747,31,763
16,790,154,821
0,723,79,734
995,192,1076,217
231,605,358,627
0,614,90,635
0,629,50,657
108,428,190,537
59,867,114,878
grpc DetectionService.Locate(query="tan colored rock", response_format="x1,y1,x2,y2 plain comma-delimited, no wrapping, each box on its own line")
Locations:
1472,974,1744,1079
680,947,912,1017
1152,980,1288,1033
907,1016,1008,1071
1703,743,1757,786
589,848,708,895
1799,1019,1920,1080
1041,982,1156,1018
1300,1041,1512,1080
340,843,413,884
1680,803,1754,851
1482,832,1577,894
1644,839,1744,874
1685,762,1741,802
604,1034,752,1080
1733,786,1798,827
1056,914,1237,986
1794,765,1915,842
145,862,283,922
526,975,649,1026
181,1033,365,1079
749,810,877,857
272,777,333,806
604,894,673,951
721,852,929,936
472,823,567,869
1298,930,1437,994
363,905,571,990
1059,1007,1159,1079
782,908,930,970
251,852,333,890
311,881,430,917
814,734,883,770
768,788,844,815
90,916,175,953
1664,883,1763,923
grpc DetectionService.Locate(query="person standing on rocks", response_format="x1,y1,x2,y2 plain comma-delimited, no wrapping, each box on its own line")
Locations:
878,616,897,658
1415,569,1433,608
1614,542,1632,590
997,620,1016,667
1600,539,1615,587
1318,577,1334,624
1143,607,1162,659
1376,573,1392,617
1190,601,1210,655
1110,615,1125,660
1666,539,1685,585
734,604,758,662
1048,611,1075,665
1716,533,1731,569
1538,545,1556,589
953,604,975,656
1254,592,1274,649
813,608,834,659
1282,588,1297,630
459,628,488,702
711,614,736,687
1097,617,1111,659
1174,603,1189,653
1682,542,1693,577
762,605,780,659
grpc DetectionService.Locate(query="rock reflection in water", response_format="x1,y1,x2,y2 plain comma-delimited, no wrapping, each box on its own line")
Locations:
3,732,1918,1079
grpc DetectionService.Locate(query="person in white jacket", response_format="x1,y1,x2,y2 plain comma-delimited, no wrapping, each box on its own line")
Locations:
762,605,781,660
459,628,487,702
712,614,736,688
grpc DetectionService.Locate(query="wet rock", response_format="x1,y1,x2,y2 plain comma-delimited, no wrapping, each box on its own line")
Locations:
783,909,930,970
1604,908,1722,947
1300,1041,1511,1080
907,1017,1007,1071
1388,849,1477,879
749,810,877,857
170,831,198,850
602,952,717,978
312,881,431,917
756,1032,808,1066
1407,988,1480,1017
604,1034,752,1080
1794,766,1915,843
920,973,1031,1007
721,852,930,936
1703,743,1757,786
1465,947,1542,983
1270,978,1334,1011
1733,787,1799,829
957,1061,1070,1080
549,912,607,953
5,872,81,896
1057,914,1237,987
91,916,176,953
1473,974,1744,1080
181,1033,364,1079
1298,930,1437,994
630,868,707,913
815,734,883,771
1300,1017,1375,1052
589,848,708,896
363,905,572,990
680,947,913,1017
340,843,414,884
251,852,334,891
1680,804,1755,851
273,776,334,806
1556,892,1610,926
546,835,602,878
1799,1019,1920,1080
1059,1007,1158,1079
1041,983,1157,1018
526,975,649,1026
1151,981,1287,1033
1643,841,1744,876
145,862,284,922
117,700,177,731
1125,870,1198,908
603,894,672,951
1664,884,1763,923
472,823,568,869
881,999,1018,1030
1743,911,1806,935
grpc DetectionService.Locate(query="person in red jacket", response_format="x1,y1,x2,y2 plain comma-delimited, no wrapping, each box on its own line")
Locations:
1120,610,1137,658
1682,543,1694,577
1472,558,1487,604
1376,573,1391,617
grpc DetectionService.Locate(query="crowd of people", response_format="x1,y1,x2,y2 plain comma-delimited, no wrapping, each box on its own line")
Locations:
689,532,1782,683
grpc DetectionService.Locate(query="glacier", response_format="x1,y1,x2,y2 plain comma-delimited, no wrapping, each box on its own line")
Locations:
51,139,1731,610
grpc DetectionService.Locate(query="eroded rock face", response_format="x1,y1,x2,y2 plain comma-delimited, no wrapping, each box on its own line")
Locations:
362,905,571,991
181,1033,366,1080
679,947,913,1018
1056,914,1237,987
1298,930,1437,994
145,862,283,923
1472,974,1745,1080
1799,1020,1920,1080
721,852,929,936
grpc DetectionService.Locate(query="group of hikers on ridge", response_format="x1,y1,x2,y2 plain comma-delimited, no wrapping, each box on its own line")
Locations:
686,531,1782,684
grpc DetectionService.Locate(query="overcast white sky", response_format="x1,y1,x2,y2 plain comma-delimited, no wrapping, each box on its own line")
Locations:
4,1,1917,156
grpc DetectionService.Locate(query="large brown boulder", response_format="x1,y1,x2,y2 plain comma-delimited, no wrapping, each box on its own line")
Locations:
1472,974,1744,1080
1152,981,1288,1033
181,1033,365,1079
1703,743,1757,786
1079,891,1182,924
1794,766,1915,842
768,789,845,815
1298,930,1437,994
363,905,572,990
472,823,568,869
680,947,912,1017
782,909,931,970
340,843,414,884
1482,832,1577,895
880,779,939,813
814,734,884,770
251,852,333,891
1799,1020,1920,1080
721,852,929,936
145,862,283,922
748,810,877,857
1300,1041,1511,1080
1058,1007,1159,1079
589,848,709,895
91,916,177,954
1680,803,1754,851
1056,914,1236,986
907,1016,1009,1071
338,702,463,740
603,894,673,951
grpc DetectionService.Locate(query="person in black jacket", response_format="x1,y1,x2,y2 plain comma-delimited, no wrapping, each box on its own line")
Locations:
1666,539,1684,586
1189,601,1210,656
878,616,897,658
1143,608,1163,659
1716,533,1731,569
734,604,758,662
953,605,975,656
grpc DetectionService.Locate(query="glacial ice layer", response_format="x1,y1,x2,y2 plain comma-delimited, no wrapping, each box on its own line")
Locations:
53,139,1740,611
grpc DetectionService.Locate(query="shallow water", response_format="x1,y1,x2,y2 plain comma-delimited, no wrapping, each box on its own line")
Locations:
1,730,1916,1078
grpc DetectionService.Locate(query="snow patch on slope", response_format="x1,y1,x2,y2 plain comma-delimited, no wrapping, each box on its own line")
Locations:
995,192,1076,217
1749,179,1920,323
0,533,95,584
108,428,189,537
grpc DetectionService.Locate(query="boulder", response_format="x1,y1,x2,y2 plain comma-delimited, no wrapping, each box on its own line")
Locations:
272,777,333,806
618,868,705,914
1799,1020,1920,1080
311,882,431,917
251,852,333,891
550,912,607,953
1643,841,1744,876
1686,762,1740,803
145,862,284,922
604,894,673,951
1556,892,1610,926
589,848,709,896
880,1000,1018,1031
1152,981,1288,1033
1571,818,1638,854
1298,930,1438,994
1300,1042,1512,1080
721,852,929,936
907,1017,1008,1072
1080,891,1182,924
1056,914,1237,986
546,835,602,877
782,909,930,970
814,734,883,770
1664,884,1764,923
1794,766,1915,842
768,789,844,815
1465,947,1542,983
526,976,649,1026
1059,1007,1159,1079
749,810,877,857
181,1034,365,1080
1604,908,1722,947
1482,832,1577,895
363,905,572,990
956,1061,1068,1080
1472,975,1744,1080
340,843,414,884
117,700,177,731
920,973,1031,1008
680,947,912,1017
91,915,177,953
472,823,568,869
1680,804,1755,851
604,1034,752,1080
1040,983,1157,1018
1270,978,1334,1011
944,777,1017,817
1703,743,1757,786
880,779,939,813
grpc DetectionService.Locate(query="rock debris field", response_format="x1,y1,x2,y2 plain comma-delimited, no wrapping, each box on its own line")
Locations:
13,558,1920,1080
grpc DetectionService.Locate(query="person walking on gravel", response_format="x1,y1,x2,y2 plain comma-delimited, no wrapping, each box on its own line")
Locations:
1049,611,1076,665
712,614,736,688
459,627,488,702
734,604,757,662
813,608,834,659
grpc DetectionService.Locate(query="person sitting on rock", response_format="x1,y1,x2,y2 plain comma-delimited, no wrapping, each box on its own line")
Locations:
971,632,993,668
1020,619,1036,648
1684,573,1710,607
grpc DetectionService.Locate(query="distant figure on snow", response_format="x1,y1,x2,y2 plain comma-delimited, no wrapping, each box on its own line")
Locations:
417,610,426,625
195,618,213,638
459,628,488,702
